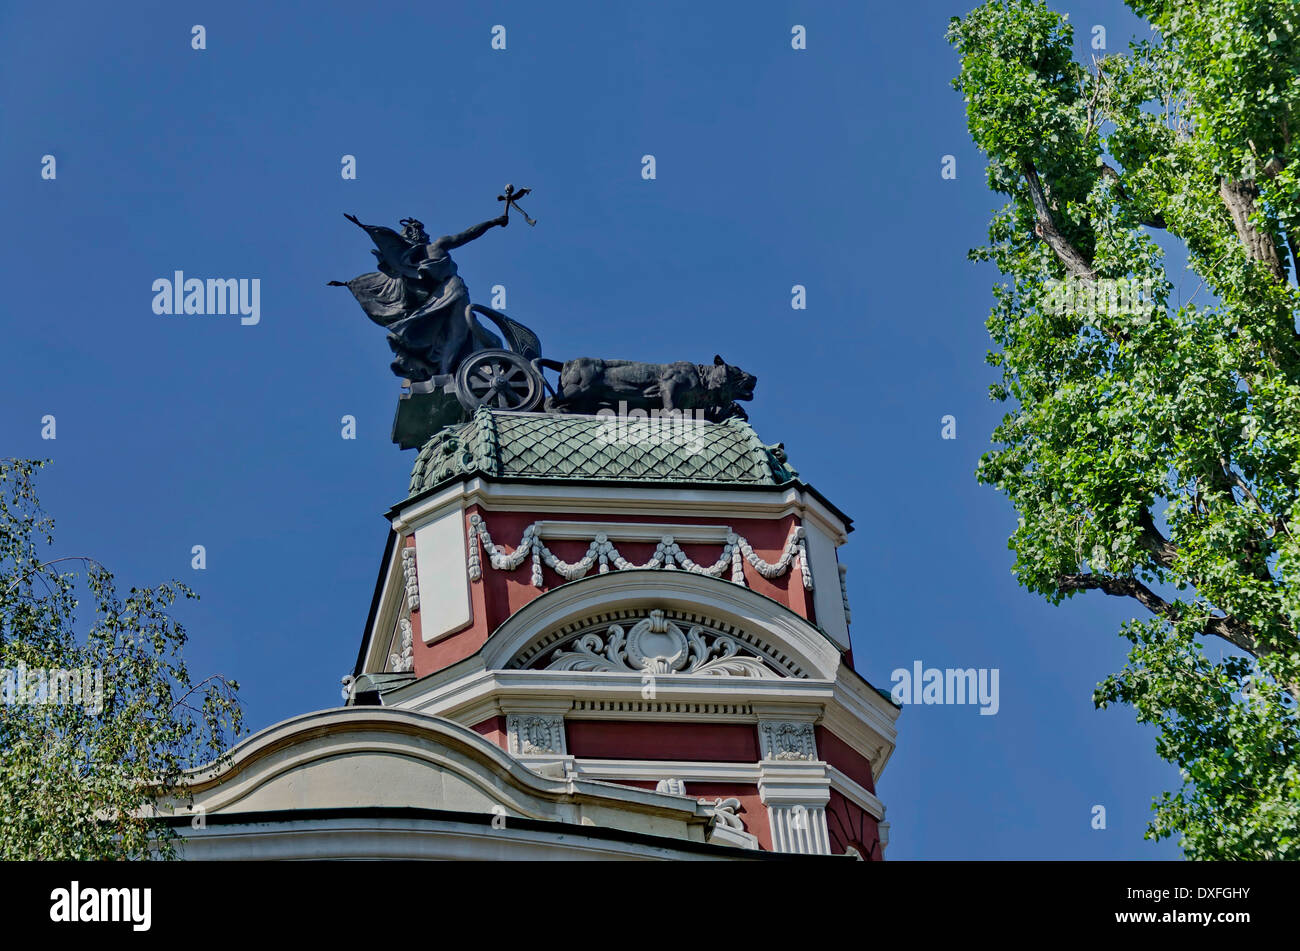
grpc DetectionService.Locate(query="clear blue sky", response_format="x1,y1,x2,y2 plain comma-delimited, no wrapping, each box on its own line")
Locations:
0,0,1182,858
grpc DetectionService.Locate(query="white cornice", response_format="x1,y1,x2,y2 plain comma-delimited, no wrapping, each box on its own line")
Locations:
395,669,841,716
386,668,896,775
825,765,887,821
392,478,849,543
571,759,763,784
568,760,886,821
826,676,901,778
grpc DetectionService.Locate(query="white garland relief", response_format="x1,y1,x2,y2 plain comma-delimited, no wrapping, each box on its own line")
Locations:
388,618,414,673
400,547,420,612
465,514,813,592
542,609,779,678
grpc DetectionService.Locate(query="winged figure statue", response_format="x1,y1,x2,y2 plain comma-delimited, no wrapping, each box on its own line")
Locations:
329,209,539,382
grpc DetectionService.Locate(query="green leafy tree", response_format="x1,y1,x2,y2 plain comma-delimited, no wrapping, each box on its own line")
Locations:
949,0,1300,857
0,459,242,858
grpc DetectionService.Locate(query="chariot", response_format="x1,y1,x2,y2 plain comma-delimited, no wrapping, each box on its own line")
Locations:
393,304,557,448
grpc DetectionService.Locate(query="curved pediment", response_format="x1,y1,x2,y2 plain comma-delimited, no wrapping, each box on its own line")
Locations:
173,708,712,834
509,608,800,679
483,569,843,680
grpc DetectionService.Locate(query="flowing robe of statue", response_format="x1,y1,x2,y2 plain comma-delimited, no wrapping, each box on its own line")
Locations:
336,216,504,381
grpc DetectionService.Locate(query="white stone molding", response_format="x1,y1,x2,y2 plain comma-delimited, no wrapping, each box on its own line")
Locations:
388,618,414,673
508,602,813,681
466,514,812,591
707,824,759,850
542,609,780,679
656,778,687,796
400,668,837,720
758,761,832,855
824,678,902,780
175,708,711,836
401,546,420,612
706,797,744,832
576,760,761,784
471,563,844,681
769,804,831,854
506,713,567,757
179,816,746,861
822,765,887,822
359,535,407,675
392,478,849,549
758,720,818,761
571,699,755,720
703,797,759,850
413,505,473,643
384,665,897,786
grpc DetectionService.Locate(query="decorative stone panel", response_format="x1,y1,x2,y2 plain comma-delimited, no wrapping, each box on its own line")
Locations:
758,720,817,761
506,713,567,757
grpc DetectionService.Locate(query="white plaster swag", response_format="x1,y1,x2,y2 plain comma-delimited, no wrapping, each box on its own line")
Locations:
389,618,414,673
465,514,813,591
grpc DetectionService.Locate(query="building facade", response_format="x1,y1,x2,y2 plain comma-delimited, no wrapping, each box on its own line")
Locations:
176,408,899,859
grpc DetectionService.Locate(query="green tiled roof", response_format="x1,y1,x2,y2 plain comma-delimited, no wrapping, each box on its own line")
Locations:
408,408,800,497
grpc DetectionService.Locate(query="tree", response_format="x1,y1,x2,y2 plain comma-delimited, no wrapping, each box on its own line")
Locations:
0,459,242,858
949,0,1300,857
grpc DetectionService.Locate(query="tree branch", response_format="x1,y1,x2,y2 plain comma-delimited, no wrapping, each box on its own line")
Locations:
1137,510,1178,568
1021,160,1098,280
1219,177,1288,284
1057,572,1261,656
1099,163,1167,228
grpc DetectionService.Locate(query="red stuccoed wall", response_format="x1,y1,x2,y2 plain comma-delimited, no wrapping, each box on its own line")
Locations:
470,715,507,750
566,720,761,762
815,726,877,794
408,506,813,678
825,788,883,859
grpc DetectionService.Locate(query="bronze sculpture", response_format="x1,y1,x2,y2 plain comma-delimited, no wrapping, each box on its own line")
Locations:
330,188,759,448
328,209,533,382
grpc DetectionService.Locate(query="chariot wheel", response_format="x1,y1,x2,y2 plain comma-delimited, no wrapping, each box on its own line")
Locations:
453,349,545,412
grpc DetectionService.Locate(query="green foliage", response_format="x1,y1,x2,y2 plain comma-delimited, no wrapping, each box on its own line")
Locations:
950,0,1300,857
0,459,242,859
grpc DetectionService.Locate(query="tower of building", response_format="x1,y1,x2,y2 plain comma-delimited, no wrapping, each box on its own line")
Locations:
178,407,898,859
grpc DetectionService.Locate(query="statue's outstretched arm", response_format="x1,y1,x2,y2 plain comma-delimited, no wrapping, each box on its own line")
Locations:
437,215,507,250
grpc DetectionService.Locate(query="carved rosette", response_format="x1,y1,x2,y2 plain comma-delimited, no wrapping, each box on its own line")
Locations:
758,721,817,761
542,610,779,678
506,713,566,756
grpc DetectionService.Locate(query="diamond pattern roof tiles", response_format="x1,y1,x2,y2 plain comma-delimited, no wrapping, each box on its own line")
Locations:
408,409,799,498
